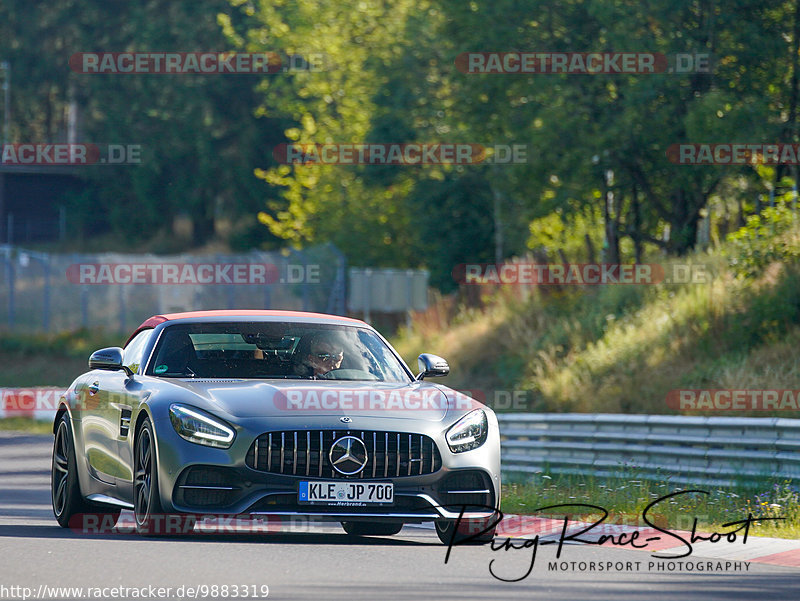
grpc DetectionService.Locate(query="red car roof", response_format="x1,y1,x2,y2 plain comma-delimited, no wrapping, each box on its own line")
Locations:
126,310,366,345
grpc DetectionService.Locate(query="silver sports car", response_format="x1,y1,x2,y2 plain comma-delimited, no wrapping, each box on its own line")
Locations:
51,310,501,544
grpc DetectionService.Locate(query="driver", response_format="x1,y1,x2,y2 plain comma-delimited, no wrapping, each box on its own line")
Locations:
296,333,344,378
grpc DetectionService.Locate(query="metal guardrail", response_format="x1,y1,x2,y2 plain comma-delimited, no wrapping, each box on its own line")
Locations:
498,413,800,487
3,403,799,488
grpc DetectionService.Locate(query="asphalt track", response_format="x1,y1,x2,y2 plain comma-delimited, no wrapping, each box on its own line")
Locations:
0,431,798,601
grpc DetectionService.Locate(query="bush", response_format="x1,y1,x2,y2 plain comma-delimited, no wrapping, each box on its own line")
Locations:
726,205,800,277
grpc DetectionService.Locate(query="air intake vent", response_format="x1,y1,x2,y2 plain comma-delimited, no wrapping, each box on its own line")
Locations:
174,466,240,508
438,470,494,511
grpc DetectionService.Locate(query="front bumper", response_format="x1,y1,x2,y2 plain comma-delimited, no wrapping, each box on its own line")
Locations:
152,414,501,522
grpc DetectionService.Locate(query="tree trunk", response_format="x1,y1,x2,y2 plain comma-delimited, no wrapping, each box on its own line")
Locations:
192,200,215,246
778,0,800,184
492,181,503,264
666,189,701,255
603,180,620,264
630,184,643,263
584,233,596,263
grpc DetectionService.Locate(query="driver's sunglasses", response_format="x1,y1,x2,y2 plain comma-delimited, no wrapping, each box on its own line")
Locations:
315,351,343,362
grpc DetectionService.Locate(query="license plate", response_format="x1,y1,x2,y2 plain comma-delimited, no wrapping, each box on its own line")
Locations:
298,481,394,506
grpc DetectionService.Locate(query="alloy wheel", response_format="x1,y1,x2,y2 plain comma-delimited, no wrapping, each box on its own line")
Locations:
51,421,71,518
134,426,153,524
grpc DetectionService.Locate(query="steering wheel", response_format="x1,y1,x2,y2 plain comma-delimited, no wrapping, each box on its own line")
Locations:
321,368,379,381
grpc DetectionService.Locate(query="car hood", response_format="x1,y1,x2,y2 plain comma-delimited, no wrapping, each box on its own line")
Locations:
166,379,457,422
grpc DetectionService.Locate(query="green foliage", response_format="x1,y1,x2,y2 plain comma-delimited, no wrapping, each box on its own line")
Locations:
713,263,800,350
236,0,500,271
0,0,285,248
3,1,800,288
726,204,800,277
527,206,604,261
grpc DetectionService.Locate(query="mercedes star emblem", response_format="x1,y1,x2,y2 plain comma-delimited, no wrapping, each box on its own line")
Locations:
329,436,368,475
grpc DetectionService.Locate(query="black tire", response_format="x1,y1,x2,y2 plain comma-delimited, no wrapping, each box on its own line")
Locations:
51,413,93,528
435,518,496,545
341,521,404,536
134,418,195,537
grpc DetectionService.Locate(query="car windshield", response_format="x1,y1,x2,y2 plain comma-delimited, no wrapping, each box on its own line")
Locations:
146,322,411,382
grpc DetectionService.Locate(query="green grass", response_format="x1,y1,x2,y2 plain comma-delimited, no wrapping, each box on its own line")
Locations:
0,417,54,434
501,473,800,539
0,329,122,387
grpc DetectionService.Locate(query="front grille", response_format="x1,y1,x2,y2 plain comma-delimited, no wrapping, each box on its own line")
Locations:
246,430,442,479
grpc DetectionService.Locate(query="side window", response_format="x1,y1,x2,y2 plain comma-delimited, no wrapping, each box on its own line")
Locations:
123,329,153,375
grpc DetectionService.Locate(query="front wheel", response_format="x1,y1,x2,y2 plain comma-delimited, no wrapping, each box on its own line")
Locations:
435,518,496,545
134,418,195,536
51,413,93,527
341,521,403,536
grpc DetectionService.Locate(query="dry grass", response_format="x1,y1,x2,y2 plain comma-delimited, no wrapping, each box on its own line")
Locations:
392,247,800,416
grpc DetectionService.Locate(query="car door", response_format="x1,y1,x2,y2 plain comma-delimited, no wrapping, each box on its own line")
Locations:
112,329,153,500
79,329,152,489
80,366,127,486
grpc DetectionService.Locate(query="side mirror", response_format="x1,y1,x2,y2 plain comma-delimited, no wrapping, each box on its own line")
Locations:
89,347,133,377
416,353,450,380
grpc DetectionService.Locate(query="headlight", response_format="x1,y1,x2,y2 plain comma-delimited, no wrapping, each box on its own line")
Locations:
169,404,235,449
446,409,488,453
